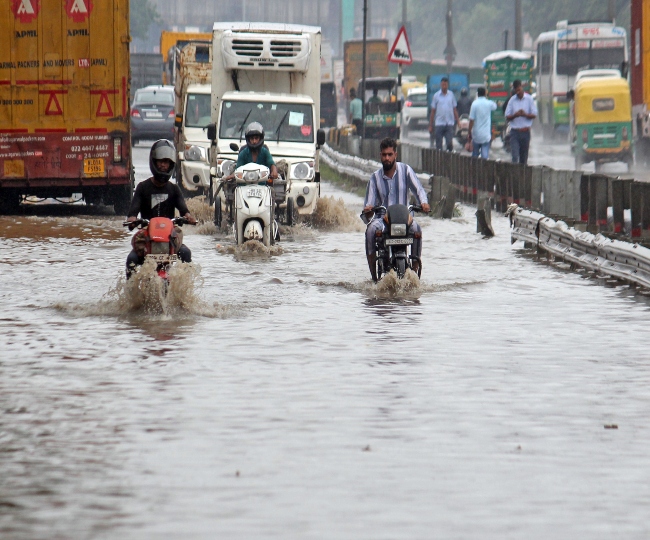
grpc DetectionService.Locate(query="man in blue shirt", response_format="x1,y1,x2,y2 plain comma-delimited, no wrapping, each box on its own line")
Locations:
504,79,537,164
468,87,497,159
362,137,430,281
428,77,459,152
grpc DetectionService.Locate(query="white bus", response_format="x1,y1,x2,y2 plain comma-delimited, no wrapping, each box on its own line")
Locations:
535,20,627,139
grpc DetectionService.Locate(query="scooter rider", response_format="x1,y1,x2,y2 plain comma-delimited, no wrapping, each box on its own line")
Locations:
235,122,279,179
457,87,473,116
125,139,197,277
362,137,431,282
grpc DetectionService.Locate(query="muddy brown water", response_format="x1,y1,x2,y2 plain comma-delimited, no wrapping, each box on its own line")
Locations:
2,151,650,538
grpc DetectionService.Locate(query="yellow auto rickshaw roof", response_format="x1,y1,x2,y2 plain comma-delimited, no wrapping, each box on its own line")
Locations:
574,77,631,122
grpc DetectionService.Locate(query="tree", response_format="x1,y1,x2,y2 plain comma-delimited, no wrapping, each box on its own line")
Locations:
131,0,161,41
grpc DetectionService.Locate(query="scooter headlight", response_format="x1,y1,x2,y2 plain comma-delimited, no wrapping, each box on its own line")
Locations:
184,144,206,161
291,161,314,180
390,223,407,237
244,170,260,183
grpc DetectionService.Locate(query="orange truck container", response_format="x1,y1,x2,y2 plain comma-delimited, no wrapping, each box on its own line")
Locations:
160,31,212,85
0,0,132,213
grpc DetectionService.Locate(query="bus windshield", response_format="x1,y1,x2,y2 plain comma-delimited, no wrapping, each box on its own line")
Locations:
220,100,314,143
556,39,625,76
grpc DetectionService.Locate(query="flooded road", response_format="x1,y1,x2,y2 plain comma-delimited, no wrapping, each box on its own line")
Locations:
2,145,650,539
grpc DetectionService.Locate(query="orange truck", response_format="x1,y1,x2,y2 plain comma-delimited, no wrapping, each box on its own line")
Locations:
0,0,132,213
160,31,212,86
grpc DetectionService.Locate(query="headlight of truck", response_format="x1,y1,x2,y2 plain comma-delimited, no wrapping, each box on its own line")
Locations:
390,223,407,237
219,159,236,177
291,161,315,180
184,144,207,162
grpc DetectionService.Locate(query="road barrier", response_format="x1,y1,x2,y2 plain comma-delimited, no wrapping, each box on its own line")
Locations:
509,205,650,289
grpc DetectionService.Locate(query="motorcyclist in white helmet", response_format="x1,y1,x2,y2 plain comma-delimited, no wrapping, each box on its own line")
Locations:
125,139,197,277
233,122,279,180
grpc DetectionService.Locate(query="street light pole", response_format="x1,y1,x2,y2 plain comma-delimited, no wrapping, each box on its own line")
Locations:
444,0,456,74
515,0,522,50
361,0,368,139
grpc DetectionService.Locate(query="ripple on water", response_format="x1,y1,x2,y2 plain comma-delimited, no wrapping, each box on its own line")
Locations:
216,240,283,259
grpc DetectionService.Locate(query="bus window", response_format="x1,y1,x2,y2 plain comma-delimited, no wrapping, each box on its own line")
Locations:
539,42,552,74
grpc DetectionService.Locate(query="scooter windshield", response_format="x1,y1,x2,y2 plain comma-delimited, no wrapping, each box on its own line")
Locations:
220,100,314,143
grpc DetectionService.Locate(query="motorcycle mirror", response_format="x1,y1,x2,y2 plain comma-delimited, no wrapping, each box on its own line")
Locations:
206,123,216,141
229,142,240,152
316,129,326,147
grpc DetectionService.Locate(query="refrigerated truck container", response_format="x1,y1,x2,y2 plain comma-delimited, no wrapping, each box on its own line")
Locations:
0,0,132,213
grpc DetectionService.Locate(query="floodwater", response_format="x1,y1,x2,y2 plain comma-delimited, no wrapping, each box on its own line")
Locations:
2,145,650,539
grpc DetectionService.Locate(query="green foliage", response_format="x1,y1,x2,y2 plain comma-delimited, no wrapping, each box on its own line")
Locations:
131,0,161,41
406,0,631,66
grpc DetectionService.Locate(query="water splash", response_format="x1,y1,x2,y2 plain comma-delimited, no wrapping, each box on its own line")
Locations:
57,259,234,318
216,239,283,260
302,196,364,232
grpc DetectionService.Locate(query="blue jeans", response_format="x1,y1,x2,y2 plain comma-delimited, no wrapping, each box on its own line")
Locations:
472,140,491,159
434,124,454,151
510,128,531,164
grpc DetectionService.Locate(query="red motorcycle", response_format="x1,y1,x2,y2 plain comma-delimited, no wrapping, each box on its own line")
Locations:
124,216,191,282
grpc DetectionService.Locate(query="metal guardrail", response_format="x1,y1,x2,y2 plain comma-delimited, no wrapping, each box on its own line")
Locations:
510,205,650,289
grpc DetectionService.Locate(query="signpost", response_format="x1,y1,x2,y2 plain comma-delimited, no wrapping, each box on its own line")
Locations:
388,25,413,102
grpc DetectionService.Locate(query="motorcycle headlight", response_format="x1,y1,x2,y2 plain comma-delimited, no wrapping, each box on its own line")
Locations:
390,223,407,236
291,161,314,180
219,159,236,177
184,144,206,161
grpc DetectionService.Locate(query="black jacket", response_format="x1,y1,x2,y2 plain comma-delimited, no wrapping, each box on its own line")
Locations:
127,178,189,219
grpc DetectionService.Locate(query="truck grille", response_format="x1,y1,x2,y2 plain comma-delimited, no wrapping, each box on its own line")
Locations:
270,40,301,58
231,39,263,57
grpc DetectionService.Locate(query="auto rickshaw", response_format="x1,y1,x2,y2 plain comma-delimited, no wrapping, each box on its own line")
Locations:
569,75,633,172
358,77,400,139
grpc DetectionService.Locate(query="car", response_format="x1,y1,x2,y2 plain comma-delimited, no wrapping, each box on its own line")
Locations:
130,85,175,146
401,87,429,135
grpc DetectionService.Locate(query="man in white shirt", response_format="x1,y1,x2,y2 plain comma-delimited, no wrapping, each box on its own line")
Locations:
504,79,537,164
467,87,497,159
428,77,459,152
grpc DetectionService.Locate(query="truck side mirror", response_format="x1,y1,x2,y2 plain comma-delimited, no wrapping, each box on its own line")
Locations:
316,129,326,147
174,114,183,128
229,142,240,152
620,61,629,80
566,90,574,101
207,123,216,141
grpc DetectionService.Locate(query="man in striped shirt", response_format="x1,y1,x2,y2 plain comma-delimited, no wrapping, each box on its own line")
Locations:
363,138,430,281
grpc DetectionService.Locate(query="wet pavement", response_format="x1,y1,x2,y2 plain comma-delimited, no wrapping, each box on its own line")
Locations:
2,144,650,539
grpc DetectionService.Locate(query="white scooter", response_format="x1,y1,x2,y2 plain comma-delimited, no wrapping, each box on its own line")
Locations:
231,162,277,246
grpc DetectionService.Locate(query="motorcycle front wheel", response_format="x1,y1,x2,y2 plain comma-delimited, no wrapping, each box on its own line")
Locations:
396,258,406,279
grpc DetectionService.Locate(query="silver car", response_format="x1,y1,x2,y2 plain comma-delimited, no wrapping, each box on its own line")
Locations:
401,87,429,135
130,85,175,146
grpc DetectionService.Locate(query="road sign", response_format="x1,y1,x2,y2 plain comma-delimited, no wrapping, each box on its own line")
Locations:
388,26,413,65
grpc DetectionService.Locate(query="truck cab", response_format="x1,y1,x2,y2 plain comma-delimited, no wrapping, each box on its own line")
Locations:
176,83,212,195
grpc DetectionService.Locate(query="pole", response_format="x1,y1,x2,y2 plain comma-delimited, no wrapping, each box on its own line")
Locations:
503,29,509,50
608,0,616,21
445,0,455,74
402,0,407,26
514,0,522,50
361,0,368,139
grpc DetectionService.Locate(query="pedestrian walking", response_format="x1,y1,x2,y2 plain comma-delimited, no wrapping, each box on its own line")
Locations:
504,79,537,164
428,77,458,152
348,88,363,134
467,87,497,159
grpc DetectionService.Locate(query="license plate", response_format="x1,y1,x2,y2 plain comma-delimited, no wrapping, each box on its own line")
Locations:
146,112,163,118
247,188,263,198
83,158,104,177
384,238,413,245
146,254,179,262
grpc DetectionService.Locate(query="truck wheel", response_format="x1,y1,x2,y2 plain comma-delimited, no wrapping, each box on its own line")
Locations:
0,190,21,214
285,197,295,226
214,198,222,228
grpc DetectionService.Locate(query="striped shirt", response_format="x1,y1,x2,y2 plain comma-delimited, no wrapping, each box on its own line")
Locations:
364,162,428,212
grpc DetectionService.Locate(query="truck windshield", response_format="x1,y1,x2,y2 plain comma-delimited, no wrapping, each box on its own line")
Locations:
185,93,211,128
220,100,314,143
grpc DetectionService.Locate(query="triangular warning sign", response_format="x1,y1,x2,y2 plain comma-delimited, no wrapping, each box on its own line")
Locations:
388,26,413,65
44,92,63,115
96,92,114,117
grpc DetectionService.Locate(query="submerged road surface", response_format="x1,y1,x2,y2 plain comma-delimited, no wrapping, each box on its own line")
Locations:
1,145,650,539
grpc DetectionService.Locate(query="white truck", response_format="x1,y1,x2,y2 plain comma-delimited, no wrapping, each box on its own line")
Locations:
173,42,213,196
207,22,325,223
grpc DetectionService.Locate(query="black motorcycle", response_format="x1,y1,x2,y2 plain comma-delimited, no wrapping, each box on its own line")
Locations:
362,204,423,280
